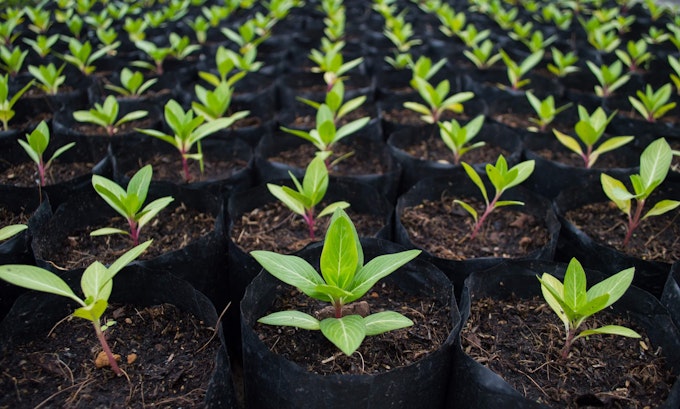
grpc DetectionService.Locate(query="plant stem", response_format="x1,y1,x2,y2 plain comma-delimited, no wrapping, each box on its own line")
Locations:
181,152,191,182
93,319,122,376
561,330,575,360
624,198,646,247
303,209,315,239
470,194,499,240
128,219,139,246
38,161,46,187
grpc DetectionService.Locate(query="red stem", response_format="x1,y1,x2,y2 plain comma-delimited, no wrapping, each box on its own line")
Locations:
128,219,139,246
623,198,645,247
303,209,315,239
181,151,191,182
38,159,46,187
470,194,499,240
93,320,121,376
561,329,575,360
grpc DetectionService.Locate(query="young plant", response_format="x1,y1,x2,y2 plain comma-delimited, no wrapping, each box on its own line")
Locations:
251,208,419,356
309,38,363,90
463,40,502,70
192,81,249,122
281,103,369,156
0,45,28,76
457,23,491,48
669,55,680,95
587,28,621,54
168,33,200,61
267,152,350,239
628,84,677,123
586,60,631,98
136,99,246,182
0,224,27,241
437,115,486,165
0,73,33,131
499,49,544,91
104,68,158,97
17,120,75,187
297,80,366,125
91,165,173,246
553,105,633,168
455,155,535,240
615,39,652,73
24,33,59,59
600,138,680,246
547,47,579,78
404,76,475,124
60,37,115,76
537,257,640,360
526,91,572,132
73,95,149,137
28,63,66,95
0,240,152,376
133,41,172,75
123,17,148,43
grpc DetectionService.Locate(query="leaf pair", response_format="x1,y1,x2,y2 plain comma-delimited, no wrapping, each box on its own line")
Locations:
404,77,474,124
17,120,75,186
252,209,420,355
73,95,148,136
438,115,485,164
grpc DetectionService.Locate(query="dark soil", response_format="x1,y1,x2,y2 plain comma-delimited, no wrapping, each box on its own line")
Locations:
462,296,674,408
267,141,388,175
396,135,508,165
0,161,93,187
41,203,215,270
0,206,30,227
230,201,384,254
400,197,550,260
491,111,574,135
565,202,680,263
283,106,374,128
256,280,452,375
381,107,472,127
122,153,248,184
0,303,220,408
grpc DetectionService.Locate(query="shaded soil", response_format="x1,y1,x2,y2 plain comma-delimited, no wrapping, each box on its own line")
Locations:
565,202,680,263
491,111,574,135
395,135,508,165
41,203,215,270
122,153,248,184
230,201,384,254
0,161,93,187
267,141,388,175
381,107,472,127
0,206,30,227
71,117,157,137
256,280,452,375
282,106,375,128
0,303,220,408
400,197,550,260
462,296,674,408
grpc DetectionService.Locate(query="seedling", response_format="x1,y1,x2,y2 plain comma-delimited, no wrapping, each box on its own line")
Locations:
297,80,366,125
0,240,152,376
73,95,149,137
104,68,158,97
553,106,633,168
0,45,28,76
281,103,369,156
438,115,486,165
187,15,210,44
137,99,247,182
404,76,474,124
168,33,200,61
267,152,350,239
547,47,579,78
252,208,419,356
0,73,33,131
309,38,363,90
587,28,621,54
600,138,680,247
198,45,246,88
0,224,27,241
538,257,640,360
60,37,115,76
463,40,502,70
28,63,66,95
91,165,174,246
628,84,677,123
17,120,75,187
526,91,572,132
455,155,535,240
192,81,244,122
457,23,491,48
615,39,652,73
123,17,148,43
133,40,172,75
586,60,631,98
499,49,544,91
437,3,466,37
669,55,680,95
411,56,447,82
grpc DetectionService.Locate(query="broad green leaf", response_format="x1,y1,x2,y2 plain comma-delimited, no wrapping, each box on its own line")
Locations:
73,299,108,322
586,267,635,309
126,165,152,207
563,257,587,310
80,261,111,301
191,115,239,142
640,138,672,191
601,173,633,215
454,199,478,222
593,136,634,156
314,284,354,301
317,201,350,218
0,265,83,305
503,160,535,190
258,311,320,330
643,199,680,219
136,128,176,146
267,184,306,216
90,227,129,236
403,101,432,116
347,249,421,303
320,315,366,356
574,293,609,319
137,196,174,229
321,213,358,288
537,274,576,319
554,130,583,156
116,109,148,126
47,142,76,166
364,311,413,336
334,117,370,142
539,273,568,327
302,155,328,206
107,240,153,279
251,251,325,298
17,139,41,165
578,325,641,339
0,224,27,241
461,161,488,204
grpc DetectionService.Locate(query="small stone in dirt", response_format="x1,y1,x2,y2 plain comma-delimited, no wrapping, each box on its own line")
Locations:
127,353,138,364
95,351,121,369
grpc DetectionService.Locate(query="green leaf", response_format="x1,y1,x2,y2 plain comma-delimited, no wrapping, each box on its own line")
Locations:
126,164,152,208
317,201,350,218
554,129,584,156
593,136,634,157
320,315,366,356
302,154,329,206
347,249,421,303
267,184,306,216
137,196,174,230
503,160,535,190
364,311,414,336
578,325,641,339
643,199,680,219
575,293,609,319
0,224,27,241
90,227,130,236
251,251,326,299
538,273,576,319
538,273,568,328
563,257,587,311
454,199,478,222
494,200,525,207
320,212,359,289
258,311,320,330
601,173,633,215
587,267,634,309
461,161,488,204
314,284,354,301
73,299,108,323
107,240,153,279
80,261,111,301
640,138,672,192
0,264,83,305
